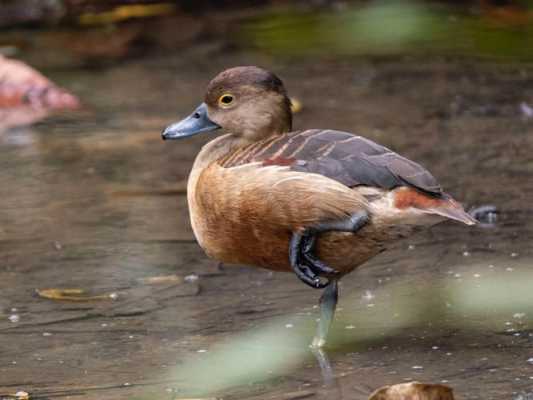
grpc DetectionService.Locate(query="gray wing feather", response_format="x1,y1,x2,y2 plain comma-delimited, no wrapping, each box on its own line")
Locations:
228,129,443,195
289,130,443,194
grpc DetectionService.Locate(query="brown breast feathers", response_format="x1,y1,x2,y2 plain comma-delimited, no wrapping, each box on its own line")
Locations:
220,129,443,196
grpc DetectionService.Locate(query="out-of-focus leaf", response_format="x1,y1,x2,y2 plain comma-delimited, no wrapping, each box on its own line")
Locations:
369,382,455,400
289,97,302,113
79,3,176,26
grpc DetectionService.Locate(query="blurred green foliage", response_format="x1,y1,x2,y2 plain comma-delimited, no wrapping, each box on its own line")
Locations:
241,1,533,60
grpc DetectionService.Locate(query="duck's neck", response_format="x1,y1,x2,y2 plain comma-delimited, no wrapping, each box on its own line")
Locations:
187,134,241,194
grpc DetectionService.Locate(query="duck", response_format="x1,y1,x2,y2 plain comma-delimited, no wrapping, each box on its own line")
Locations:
162,66,476,348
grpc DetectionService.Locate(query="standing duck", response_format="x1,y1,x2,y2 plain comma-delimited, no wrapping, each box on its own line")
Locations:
162,66,476,348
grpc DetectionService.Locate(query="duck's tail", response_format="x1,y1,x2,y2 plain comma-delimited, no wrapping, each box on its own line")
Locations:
394,187,477,226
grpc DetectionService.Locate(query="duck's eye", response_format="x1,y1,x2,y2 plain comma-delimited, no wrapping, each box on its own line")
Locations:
218,94,234,107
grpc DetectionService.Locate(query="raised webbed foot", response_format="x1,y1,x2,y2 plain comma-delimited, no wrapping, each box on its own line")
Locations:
289,211,369,289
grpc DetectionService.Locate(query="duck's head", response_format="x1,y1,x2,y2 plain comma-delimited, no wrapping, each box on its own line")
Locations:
162,66,292,143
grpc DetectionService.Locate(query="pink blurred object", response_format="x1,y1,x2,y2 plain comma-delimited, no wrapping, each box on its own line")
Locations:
0,55,80,110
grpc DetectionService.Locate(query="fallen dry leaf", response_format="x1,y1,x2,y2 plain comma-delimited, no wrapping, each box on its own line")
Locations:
36,288,116,302
137,275,184,285
369,382,454,400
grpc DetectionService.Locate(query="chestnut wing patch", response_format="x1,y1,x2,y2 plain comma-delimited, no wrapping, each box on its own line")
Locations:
223,129,443,195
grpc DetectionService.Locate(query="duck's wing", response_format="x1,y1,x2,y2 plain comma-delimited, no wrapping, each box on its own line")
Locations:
221,129,475,225
222,129,442,195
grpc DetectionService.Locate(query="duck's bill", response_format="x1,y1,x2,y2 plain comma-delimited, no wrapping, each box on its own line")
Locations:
162,103,220,140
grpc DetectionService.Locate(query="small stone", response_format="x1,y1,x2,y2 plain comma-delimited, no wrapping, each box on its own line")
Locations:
8,314,20,323
184,274,199,282
345,325,355,330
197,349,207,353
527,357,533,364
285,323,294,328
412,365,423,370
506,267,514,272
514,313,526,319
473,273,481,278
463,251,470,257
362,290,375,301
42,332,52,337
109,292,119,300
15,391,29,400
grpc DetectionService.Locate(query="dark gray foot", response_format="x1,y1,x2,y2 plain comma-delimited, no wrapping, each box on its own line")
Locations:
289,211,369,289
469,204,498,225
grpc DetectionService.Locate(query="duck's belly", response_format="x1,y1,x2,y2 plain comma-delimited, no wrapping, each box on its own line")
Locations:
193,218,405,275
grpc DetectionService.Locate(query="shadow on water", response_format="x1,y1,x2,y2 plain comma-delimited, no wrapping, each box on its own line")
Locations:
0,6,533,399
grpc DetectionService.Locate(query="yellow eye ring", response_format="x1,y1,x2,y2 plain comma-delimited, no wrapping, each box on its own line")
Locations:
218,93,234,107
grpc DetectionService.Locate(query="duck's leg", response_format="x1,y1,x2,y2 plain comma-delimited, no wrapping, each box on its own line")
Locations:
289,211,369,288
312,279,339,348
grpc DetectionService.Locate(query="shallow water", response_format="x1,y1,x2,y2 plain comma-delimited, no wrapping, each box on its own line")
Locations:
0,44,533,399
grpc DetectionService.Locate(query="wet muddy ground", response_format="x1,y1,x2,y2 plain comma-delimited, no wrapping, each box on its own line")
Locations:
1,44,533,399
